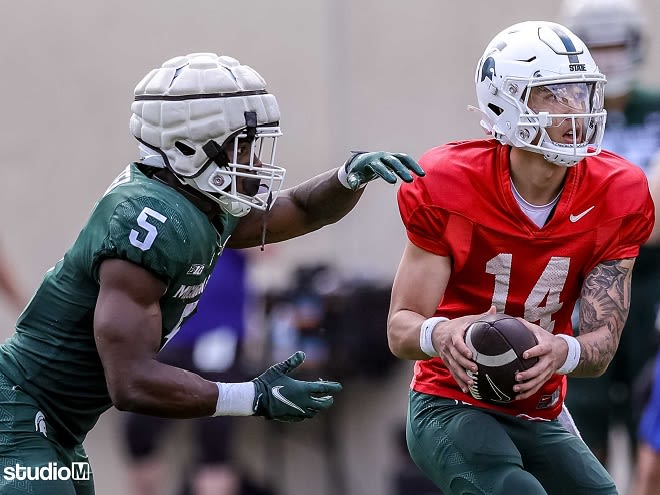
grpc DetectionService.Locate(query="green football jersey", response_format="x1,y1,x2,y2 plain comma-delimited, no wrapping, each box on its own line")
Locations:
0,163,239,445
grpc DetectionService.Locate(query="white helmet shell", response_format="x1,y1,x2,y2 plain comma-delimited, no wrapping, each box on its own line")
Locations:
130,53,285,217
474,21,607,166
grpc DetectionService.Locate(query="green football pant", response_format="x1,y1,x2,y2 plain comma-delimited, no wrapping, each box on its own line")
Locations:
407,390,617,495
0,372,94,495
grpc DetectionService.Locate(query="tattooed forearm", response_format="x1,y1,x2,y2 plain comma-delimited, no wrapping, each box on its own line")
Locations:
575,258,635,377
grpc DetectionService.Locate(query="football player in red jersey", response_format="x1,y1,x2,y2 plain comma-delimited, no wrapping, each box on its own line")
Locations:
388,21,654,495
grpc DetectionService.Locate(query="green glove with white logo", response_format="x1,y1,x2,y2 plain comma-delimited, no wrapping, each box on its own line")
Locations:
338,151,425,191
252,351,343,422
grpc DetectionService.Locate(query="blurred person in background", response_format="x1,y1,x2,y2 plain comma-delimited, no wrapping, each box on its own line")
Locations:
122,249,267,495
561,0,660,472
633,333,660,494
0,52,423,495
388,20,653,495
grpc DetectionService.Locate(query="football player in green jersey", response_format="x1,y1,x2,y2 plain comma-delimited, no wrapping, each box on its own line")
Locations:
0,52,424,495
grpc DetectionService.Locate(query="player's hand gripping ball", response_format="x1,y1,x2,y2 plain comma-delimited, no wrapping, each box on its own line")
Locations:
464,314,538,404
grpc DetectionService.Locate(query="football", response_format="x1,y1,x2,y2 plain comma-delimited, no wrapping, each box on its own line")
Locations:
464,313,538,404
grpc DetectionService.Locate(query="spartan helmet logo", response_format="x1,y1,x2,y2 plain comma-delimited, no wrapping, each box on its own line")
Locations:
35,410,47,437
480,56,496,82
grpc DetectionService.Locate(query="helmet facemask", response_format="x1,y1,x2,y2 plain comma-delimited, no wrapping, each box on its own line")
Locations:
185,119,285,217
515,77,607,166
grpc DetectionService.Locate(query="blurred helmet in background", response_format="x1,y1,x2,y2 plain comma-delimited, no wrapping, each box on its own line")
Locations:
561,0,646,98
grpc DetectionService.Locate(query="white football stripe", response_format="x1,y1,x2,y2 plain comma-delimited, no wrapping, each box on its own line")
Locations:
465,327,518,367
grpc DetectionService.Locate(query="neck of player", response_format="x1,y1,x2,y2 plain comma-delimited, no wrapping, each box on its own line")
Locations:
509,148,567,206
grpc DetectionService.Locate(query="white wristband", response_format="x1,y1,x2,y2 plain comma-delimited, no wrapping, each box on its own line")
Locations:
420,316,449,357
337,154,368,190
556,334,581,375
212,382,256,417
337,165,352,189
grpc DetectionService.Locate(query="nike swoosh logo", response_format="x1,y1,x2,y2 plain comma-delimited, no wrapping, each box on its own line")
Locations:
569,206,595,223
272,386,305,413
485,373,512,402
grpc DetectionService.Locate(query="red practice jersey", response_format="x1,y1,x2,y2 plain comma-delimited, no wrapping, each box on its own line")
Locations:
397,139,654,420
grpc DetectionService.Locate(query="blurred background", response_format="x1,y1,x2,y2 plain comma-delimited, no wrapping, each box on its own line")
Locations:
1,1,659,494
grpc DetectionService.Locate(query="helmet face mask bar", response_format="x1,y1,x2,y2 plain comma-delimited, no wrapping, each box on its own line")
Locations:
130,53,285,217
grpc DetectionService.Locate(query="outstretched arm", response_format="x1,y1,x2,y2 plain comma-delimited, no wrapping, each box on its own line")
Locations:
95,258,341,421
228,152,423,248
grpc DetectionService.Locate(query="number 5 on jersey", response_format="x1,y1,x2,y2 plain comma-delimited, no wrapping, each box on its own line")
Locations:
129,207,167,251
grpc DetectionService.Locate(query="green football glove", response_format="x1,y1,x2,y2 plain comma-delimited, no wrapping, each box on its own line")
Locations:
252,351,342,422
341,151,425,191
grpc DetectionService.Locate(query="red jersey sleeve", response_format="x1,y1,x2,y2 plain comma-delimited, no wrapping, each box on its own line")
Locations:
397,147,455,256
595,165,654,262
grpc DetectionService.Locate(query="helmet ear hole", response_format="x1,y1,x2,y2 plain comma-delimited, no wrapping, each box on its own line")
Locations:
488,104,504,116
175,141,196,156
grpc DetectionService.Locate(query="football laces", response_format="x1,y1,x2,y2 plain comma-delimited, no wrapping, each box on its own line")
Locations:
466,368,482,399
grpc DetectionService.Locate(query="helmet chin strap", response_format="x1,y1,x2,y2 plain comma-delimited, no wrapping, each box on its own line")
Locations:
202,139,228,168
201,111,258,166
260,191,273,252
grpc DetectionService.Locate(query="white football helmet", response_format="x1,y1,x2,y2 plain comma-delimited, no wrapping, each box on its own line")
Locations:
130,53,285,217
561,0,645,98
474,21,607,166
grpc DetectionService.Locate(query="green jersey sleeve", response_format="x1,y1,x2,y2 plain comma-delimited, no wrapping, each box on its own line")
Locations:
78,176,218,287
91,194,191,285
